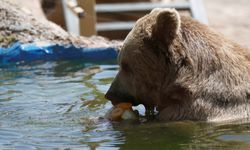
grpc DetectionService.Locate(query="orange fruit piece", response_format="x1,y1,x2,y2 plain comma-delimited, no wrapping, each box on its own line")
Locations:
116,103,132,110
109,107,124,121
107,103,135,121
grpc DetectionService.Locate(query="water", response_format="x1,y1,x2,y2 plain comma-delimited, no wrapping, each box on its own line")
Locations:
1,60,250,150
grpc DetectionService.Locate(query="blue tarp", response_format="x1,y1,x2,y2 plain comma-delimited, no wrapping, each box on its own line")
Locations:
0,42,118,64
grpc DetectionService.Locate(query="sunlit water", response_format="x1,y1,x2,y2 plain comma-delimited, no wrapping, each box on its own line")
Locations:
1,60,250,149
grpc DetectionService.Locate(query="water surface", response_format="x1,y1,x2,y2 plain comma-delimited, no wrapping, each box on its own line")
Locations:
0,60,250,149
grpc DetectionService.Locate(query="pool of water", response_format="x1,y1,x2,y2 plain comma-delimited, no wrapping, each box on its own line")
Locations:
1,60,250,149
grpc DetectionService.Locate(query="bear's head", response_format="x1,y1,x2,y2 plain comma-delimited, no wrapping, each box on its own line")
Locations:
105,8,250,121
105,8,191,110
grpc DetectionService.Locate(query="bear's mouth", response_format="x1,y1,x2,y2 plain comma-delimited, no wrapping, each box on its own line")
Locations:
105,91,140,106
105,92,157,119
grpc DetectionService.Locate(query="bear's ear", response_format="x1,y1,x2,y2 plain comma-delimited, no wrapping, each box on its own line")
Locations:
151,8,181,46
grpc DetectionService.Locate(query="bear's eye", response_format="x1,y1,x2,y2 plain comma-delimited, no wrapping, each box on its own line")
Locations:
121,62,132,73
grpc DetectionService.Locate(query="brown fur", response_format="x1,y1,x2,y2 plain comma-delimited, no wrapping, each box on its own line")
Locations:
105,8,250,122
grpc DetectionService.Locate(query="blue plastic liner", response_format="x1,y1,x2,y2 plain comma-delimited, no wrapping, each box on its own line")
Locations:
0,42,118,64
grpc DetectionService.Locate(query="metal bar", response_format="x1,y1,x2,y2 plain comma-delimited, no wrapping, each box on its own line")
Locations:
97,21,135,31
190,0,208,24
66,0,84,18
96,2,190,13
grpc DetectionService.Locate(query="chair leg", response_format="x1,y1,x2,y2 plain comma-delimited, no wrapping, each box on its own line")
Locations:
77,0,97,36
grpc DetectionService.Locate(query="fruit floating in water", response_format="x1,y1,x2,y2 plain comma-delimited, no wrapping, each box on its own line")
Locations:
107,103,138,121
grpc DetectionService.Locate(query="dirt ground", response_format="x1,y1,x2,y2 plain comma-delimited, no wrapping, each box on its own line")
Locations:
204,0,250,47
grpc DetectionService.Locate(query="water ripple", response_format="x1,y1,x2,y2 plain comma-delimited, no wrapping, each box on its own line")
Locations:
1,61,250,149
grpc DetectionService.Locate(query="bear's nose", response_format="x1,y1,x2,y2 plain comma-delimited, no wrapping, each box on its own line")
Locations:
105,89,123,105
104,90,113,101
105,91,121,105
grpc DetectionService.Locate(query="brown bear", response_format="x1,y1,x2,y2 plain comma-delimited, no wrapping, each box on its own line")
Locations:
105,8,250,122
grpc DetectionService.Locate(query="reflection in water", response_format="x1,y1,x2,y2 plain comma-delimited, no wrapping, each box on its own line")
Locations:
0,60,250,149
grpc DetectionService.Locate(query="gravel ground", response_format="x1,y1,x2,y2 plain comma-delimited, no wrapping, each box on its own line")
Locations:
204,0,250,47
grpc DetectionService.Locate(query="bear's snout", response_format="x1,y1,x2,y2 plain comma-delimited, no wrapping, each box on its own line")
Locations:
105,89,139,106
105,73,139,106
